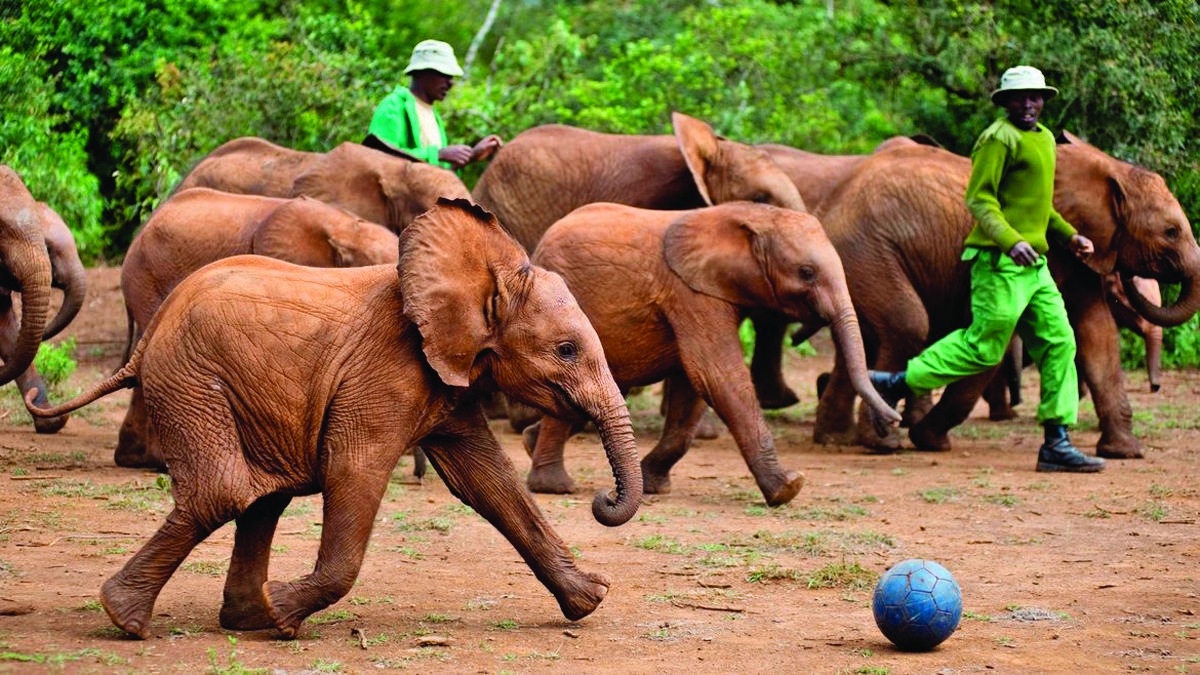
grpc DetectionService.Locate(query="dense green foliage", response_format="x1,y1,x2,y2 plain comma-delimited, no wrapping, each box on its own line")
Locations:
3,0,1198,365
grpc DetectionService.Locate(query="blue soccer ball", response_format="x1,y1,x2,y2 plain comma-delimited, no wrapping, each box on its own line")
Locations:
872,559,962,651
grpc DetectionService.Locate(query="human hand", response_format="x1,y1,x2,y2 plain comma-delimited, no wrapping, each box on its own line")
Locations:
438,144,473,168
1067,234,1094,261
1007,241,1039,267
471,135,503,162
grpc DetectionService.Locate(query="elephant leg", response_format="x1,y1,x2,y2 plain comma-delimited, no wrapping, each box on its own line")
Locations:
641,371,706,495
15,367,68,434
676,313,803,507
982,371,1016,421
116,386,167,470
421,412,609,621
263,461,390,639
814,351,858,445
0,301,68,434
661,376,720,439
101,506,217,639
526,416,585,494
908,368,999,451
1067,285,1142,458
220,492,292,631
748,314,799,409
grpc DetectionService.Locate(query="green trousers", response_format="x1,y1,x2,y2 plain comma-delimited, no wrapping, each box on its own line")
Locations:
906,248,1078,426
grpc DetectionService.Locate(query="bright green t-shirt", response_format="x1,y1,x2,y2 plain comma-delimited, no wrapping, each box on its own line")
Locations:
963,118,1077,254
366,86,451,169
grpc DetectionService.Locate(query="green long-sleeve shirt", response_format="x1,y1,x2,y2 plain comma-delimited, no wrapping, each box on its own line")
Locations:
366,86,450,168
963,118,1076,253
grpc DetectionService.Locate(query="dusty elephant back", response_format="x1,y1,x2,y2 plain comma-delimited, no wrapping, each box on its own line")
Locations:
175,137,320,196
122,189,295,328
474,125,702,251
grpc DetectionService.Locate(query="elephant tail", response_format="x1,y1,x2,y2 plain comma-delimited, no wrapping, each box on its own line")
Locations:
25,347,141,420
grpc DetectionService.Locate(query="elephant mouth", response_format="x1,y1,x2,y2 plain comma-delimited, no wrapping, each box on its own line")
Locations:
550,382,589,422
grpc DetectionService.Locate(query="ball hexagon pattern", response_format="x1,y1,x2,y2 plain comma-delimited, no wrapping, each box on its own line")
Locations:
872,559,962,651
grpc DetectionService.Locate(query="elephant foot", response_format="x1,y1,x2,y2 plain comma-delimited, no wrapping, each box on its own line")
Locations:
262,580,312,640
750,466,805,507
33,414,69,435
113,445,167,472
694,410,722,440
219,595,275,631
813,426,856,446
527,465,576,495
554,570,609,621
900,394,934,428
640,463,672,495
988,406,1018,422
907,422,952,452
1096,439,1144,459
755,382,800,410
100,575,153,640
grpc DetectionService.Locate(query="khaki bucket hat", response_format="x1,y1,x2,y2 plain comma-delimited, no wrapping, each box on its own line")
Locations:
404,39,464,77
990,65,1058,104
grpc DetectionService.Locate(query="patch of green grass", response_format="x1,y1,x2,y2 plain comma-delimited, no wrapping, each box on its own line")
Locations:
491,619,519,631
309,609,355,625
982,493,1021,507
387,545,424,559
75,600,102,612
1149,483,1175,497
804,561,875,590
1139,501,1169,522
781,504,871,522
630,534,687,554
420,613,458,624
891,468,906,476
746,563,803,583
854,667,890,675
181,560,225,576
963,610,994,622
208,636,268,675
168,624,206,637
917,487,959,504
501,650,561,662
282,502,314,518
312,660,342,672
391,511,453,533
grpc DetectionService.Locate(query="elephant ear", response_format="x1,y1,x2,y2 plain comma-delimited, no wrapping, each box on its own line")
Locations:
662,206,778,310
400,198,528,387
672,112,719,207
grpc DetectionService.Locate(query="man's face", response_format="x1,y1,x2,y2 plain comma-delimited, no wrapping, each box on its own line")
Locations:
1001,90,1045,131
414,71,454,102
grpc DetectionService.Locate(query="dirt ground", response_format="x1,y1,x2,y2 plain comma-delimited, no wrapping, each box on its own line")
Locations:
1,266,1198,674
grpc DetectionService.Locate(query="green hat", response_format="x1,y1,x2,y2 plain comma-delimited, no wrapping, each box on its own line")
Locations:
405,39,463,77
990,65,1058,105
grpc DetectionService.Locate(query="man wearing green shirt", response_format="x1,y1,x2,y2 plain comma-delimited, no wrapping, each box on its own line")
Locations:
364,39,502,170
869,65,1105,473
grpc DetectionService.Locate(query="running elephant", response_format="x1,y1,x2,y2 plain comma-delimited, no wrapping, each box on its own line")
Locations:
176,137,470,232
473,112,809,409
114,188,399,469
26,199,642,639
524,201,900,506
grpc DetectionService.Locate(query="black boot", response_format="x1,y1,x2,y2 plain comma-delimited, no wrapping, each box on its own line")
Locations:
1037,425,1105,473
867,370,910,409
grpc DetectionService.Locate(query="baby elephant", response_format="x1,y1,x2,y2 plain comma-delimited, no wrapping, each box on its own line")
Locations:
116,187,399,469
27,199,642,639
526,202,900,506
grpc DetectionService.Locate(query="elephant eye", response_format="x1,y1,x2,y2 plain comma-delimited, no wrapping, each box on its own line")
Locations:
1166,226,1180,240
556,342,579,361
752,193,771,204
798,266,817,282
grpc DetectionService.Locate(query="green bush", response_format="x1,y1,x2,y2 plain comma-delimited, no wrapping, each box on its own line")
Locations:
34,338,78,390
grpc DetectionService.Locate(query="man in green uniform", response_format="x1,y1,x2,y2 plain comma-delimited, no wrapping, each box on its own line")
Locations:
364,39,502,170
869,65,1105,473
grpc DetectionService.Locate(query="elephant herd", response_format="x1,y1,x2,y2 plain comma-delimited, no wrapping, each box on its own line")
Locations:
2,109,1194,640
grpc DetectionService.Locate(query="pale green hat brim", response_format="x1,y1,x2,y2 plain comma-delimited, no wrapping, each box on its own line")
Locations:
405,58,463,77
991,86,1058,105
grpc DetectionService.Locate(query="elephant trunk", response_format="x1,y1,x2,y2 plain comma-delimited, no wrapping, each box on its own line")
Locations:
586,380,643,527
1146,325,1163,392
0,238,53,385
830,305,902,431
1121,260,1200,328
42,247,86,340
